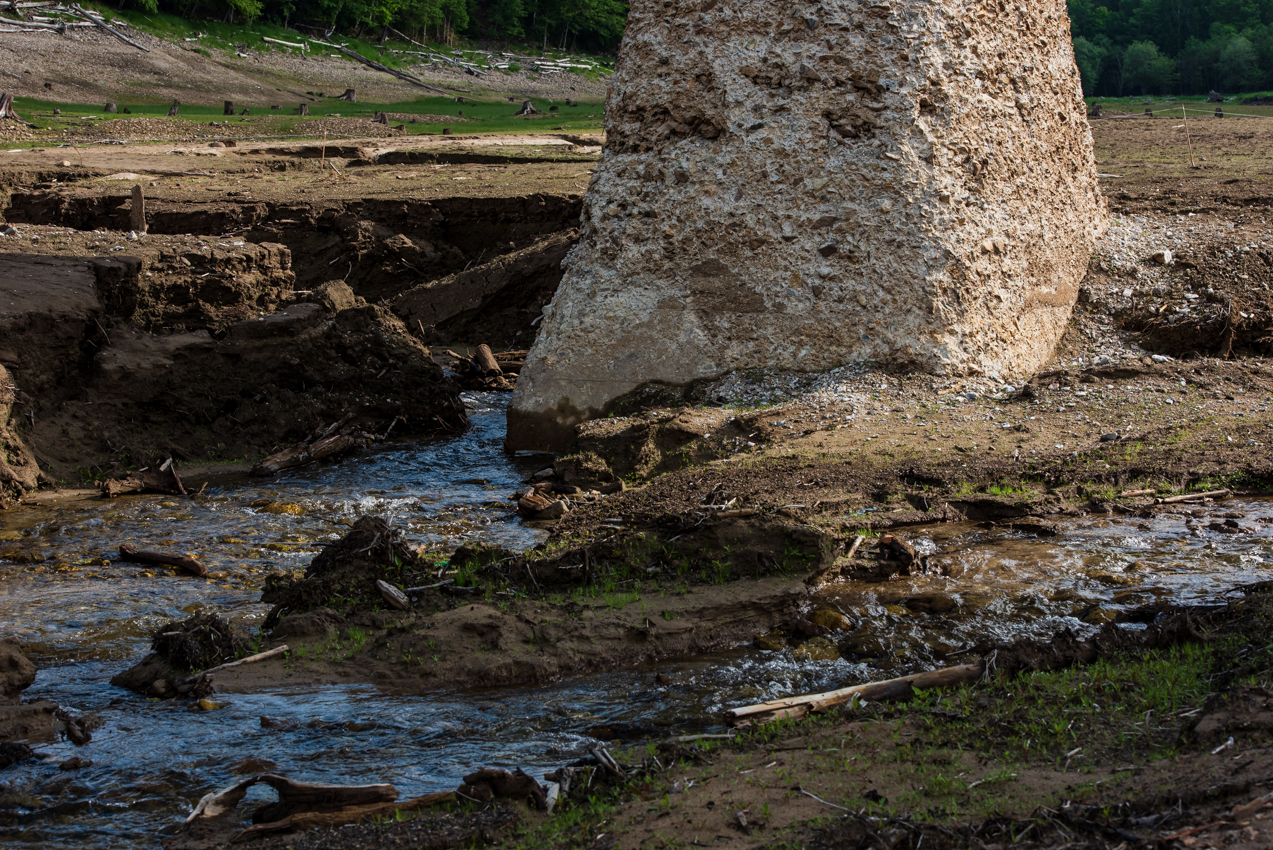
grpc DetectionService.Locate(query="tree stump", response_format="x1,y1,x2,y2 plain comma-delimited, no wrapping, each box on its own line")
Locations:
373,111,388,125
338,88,356,102
239,108,250,115
298,103,309,116
1216,106,1224,118
514,100,540,116
103,102,117,113
166,100,180,117
0,93,34,128
223,100,234,115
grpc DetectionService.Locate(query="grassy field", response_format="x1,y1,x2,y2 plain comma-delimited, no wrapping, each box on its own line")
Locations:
7,93,606,139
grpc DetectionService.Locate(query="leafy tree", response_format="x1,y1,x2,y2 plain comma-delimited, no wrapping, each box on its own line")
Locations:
1125,40,1178,93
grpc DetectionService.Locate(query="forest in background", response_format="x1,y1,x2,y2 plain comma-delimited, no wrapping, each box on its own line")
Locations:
119,0,629,53
1070,0,1273,97
106,0,1273,98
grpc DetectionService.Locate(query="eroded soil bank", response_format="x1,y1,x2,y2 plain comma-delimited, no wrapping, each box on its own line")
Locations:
0,135,593,497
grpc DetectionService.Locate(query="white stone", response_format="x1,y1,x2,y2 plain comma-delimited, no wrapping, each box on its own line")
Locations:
509,0,1107,450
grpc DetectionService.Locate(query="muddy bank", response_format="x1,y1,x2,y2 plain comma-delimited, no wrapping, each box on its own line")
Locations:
111,514,815,695
0,250,466,486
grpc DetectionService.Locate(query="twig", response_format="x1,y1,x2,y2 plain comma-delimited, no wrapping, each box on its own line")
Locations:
796,786,850,812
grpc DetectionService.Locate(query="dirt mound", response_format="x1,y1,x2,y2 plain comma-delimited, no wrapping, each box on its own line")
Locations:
152,612,252,673
1110,236,1273,357
96,242,296,332
262,516,433,629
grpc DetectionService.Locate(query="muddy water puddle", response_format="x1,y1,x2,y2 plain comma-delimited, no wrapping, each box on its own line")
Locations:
820,508,1273,675
1,399,1272,846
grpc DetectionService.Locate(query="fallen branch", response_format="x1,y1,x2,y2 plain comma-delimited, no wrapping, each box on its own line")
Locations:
262,35,304,49
68,4,147,51
312,40,452,96
100,468,185,498
1157,489,1231,505
118,542,207,577
726,661,986,727
192,644,289,678
232,791,455,842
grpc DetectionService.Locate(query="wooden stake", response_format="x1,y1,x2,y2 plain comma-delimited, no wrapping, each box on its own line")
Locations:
1183,106,1197,169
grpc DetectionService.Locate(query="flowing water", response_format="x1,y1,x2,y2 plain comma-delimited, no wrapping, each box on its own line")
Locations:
1,395,1270,847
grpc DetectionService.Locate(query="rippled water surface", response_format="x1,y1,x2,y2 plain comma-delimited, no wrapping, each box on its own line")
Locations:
1,396,1271,847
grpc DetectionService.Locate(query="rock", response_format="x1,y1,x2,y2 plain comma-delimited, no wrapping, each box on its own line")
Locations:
507,0,1107,450
1150,250,1173,265
878,534,921,567
459,768,546,809
535,499,571,520
0,639,36,704
600,480,626,496
902,592,959,614
310,280,358,314
808,609,855,632
792,637,842,662
1,741,35,768
1100,432,1121,442
1007,518,1059,537
259,502,305,516
59,756,92,771
754,631,786,651
517,491,555,516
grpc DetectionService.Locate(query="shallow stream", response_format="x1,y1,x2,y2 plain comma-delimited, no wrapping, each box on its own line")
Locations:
1,395,1270,847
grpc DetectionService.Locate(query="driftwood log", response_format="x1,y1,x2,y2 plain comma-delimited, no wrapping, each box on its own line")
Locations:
313,40,452,96
100,460,186,498
473,344,502,376
726,661,986,727
68,4,149,51
252,426,359,476
119,543,207,577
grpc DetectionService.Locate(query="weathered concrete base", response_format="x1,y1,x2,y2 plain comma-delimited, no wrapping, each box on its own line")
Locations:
508,0,1107,451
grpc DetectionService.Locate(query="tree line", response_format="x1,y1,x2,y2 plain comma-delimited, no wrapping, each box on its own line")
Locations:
124,0,628,53
114,0,1273,97
1070,0,1273,97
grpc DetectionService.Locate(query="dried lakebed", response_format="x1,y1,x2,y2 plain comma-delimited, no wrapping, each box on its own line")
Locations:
1,396,1271,848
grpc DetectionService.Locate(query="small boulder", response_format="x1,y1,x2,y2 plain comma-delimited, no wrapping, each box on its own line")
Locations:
808,609,855,632
0,639,36,704
792,637,842,662
310,280,358,314
1150,250,1173,265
